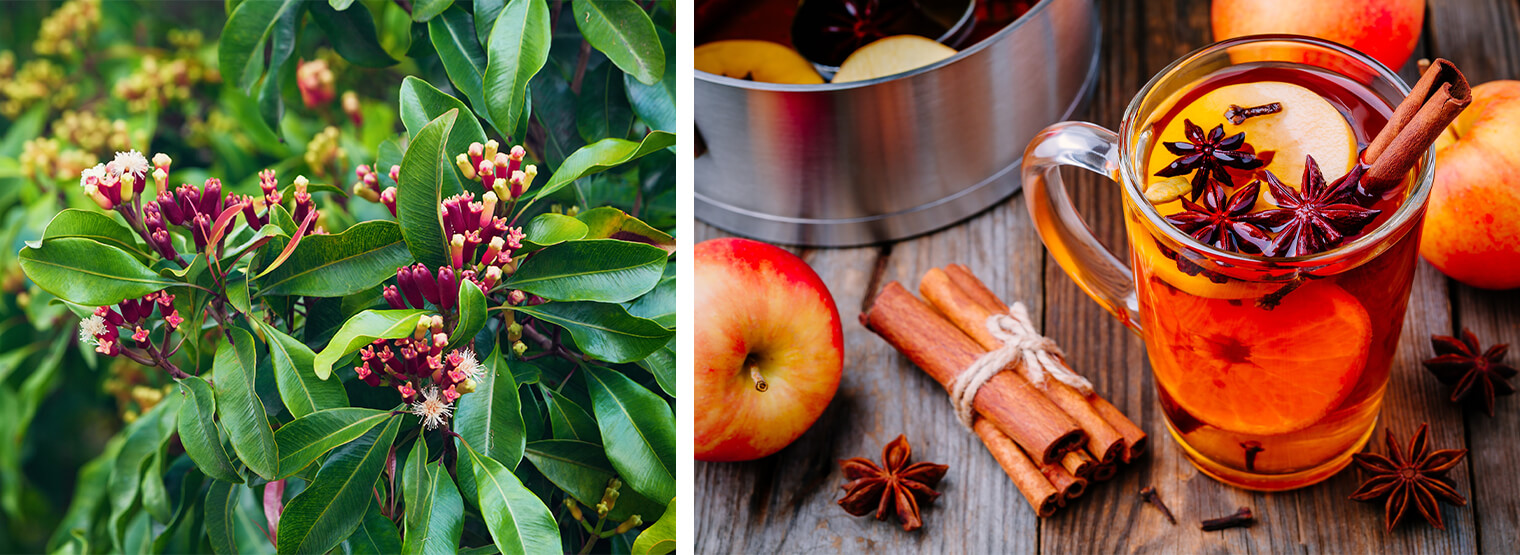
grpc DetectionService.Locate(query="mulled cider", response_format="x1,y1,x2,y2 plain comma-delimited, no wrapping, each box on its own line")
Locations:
1130,64,1416,490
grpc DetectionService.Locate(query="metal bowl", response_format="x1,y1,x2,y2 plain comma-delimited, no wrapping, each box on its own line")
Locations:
695,0,1101,246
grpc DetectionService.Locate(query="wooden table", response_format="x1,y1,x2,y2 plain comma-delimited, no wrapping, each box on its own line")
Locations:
695,0,1520,551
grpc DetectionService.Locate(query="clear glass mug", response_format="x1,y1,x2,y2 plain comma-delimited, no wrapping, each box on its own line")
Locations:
1021,36,1433,491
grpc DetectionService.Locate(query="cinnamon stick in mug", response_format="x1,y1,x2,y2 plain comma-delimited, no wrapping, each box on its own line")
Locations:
922,267,1126,464
972,419,1061,517
945,263,1149,463
863,282,1085,464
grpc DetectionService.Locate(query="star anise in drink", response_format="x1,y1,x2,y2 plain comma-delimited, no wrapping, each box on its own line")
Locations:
1350,423,1467,531
1154,119,1266,200
1252,156,1381,257
1423,329,1516,416
1163,179,1274,254
837,435,948,532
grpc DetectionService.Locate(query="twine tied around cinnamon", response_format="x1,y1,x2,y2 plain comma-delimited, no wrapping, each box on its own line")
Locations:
948,302,1094,428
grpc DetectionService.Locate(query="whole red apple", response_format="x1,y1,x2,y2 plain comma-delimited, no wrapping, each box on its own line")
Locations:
1212,0,1424,71
695,238,844,462
1421,80,1520,290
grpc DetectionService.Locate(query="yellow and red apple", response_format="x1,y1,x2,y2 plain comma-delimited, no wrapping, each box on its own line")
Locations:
1421,80,1520,290
695,238,844,462
1212,0,1424,72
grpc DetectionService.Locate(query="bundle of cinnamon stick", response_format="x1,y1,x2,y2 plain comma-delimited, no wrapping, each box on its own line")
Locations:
861,264,1146,517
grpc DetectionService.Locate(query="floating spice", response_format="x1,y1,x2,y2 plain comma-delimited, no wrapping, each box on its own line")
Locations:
1224,102,1282,124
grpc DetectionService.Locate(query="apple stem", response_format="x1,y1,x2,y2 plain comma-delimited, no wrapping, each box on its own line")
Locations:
750,366,768,392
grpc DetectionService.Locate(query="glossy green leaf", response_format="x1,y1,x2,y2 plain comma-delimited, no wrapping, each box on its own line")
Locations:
313,309,430,380
329,0,356,9
260,321,349,419
505,240,666,303
40,209,147,260
466,446,560,554
632,499,676,555
455,345,524,503
585,365,675,502
141,451,172,523
19,238,175,306
450,279,488,350
544,388,600,443
473,0,505,44
536,131,675,200
516,302,671,363
214,328,279,480
204,480,238,555
575,0,664,85
412,0,452,21
482,0,550,140
575,63,633,144
636,338,675,397
176,376,244,484
254,220,414,296
107,397,177,549
219,0,303,92
400,437,429,522
226,270,253,315
274,408,391,479
402,460,465,554
522,212,588,249
46,446,116,552
625,27,674,132
624,268,674,327
277,415,402,555
577,206,675,251
397,109,460,268
429,6,493,127
256,6,297,134
523,439,660,523
400,77,486,189
308,0,400,67
351,504,403,555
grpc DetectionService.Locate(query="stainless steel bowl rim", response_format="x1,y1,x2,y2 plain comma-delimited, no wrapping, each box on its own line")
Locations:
694,0,1063,92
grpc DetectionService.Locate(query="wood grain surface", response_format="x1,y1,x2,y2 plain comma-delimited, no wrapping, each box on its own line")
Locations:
694,0,1520,552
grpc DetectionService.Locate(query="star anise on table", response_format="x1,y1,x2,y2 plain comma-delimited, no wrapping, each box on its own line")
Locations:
837,435,949,532
1154,119,1266,200
1423,329,1516,416
1252,156,1381,257
1163,179,1274,254
1350,423,1468,531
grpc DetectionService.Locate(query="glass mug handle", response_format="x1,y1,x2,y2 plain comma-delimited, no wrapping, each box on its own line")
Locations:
1021,122,1143,334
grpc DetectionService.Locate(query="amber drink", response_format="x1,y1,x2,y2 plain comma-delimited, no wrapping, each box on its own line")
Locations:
1023,36,1435,490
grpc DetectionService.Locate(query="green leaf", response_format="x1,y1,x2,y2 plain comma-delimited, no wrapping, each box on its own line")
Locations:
351,504,403,554
226,271,253,315
536,131,675,200
575,0,664,85
429,6,494,127
277,415,402,555
631,499,676,555
482,0,550,140
0,105,47,158
330,0,356,9
214,328,279,480
625,27,674,132
455,345,524,503
523,439,660,522
397,109,460,268
204,480,239,555
260,321,349,419
412,0,453,21
522,212,588,250
636,338,675,397
400,437,429,522
506,239,666,303
219,0,304,93
450,279,488,349
274,408,391,479
257,6,297,134
466,447,560,554
46,447,116,552
107,398,177,549
399,77,486,188
402,460,465,554
313,309,430,380
309,0,400,67
577,206,675,252
585,365,674,503
544,388,600,443
624,268,673,327
575,63,633,144
40,209,148,260
254,220,414,297
473,0,505,44
19,238,175,306
141,451,171,523
176,376,244,484
516,302,671,363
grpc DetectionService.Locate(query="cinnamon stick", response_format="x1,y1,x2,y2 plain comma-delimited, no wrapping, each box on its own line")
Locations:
973,419,1061,517
1091,461,1118,482
928,266,1129,464
1061,449,1095,478
1039,457,1087,502
1091,395,1148,463
863,282,1085,464
1361,58,1471,193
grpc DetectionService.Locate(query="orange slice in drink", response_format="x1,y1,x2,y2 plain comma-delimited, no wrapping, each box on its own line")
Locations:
1145,279,1370,435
